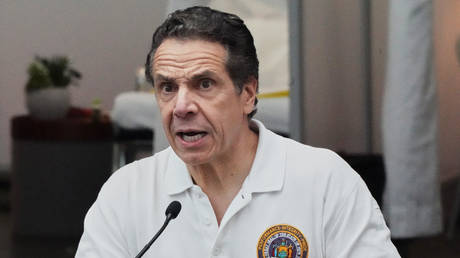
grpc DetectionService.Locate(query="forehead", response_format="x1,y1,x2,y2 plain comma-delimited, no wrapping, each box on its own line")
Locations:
152,39,228,75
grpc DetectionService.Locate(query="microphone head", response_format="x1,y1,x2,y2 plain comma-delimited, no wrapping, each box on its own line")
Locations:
165,201,181,219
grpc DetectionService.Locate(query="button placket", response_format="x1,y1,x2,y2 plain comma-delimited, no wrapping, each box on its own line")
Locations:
204,216,212,226
212,246,221,257
218,191,252,231
209,191,252,258
190,186,218,236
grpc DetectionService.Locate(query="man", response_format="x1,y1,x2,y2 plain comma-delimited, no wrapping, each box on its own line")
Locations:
76,6,400,257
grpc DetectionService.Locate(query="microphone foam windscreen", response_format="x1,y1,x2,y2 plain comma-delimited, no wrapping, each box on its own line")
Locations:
165,201,181,219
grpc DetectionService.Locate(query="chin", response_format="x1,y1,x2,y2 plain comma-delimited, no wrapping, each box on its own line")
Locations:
182,158,209,167
176,152,210,166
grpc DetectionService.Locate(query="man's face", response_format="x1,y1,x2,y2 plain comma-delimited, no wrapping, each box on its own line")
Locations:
152,39,256,166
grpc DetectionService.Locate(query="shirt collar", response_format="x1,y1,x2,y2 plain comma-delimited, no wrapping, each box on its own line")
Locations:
164,119,286,195
165,149,194,195
242,120,286,194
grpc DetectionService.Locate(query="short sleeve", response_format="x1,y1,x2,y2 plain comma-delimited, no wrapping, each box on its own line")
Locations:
324,177,400,258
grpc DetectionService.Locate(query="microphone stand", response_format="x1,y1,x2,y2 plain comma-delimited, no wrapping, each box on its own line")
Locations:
134,213,174,258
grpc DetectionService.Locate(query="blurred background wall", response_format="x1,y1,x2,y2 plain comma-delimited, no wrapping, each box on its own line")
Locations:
434,0,460,181
300,0,460,181
0,0,167,171
302,0,369,153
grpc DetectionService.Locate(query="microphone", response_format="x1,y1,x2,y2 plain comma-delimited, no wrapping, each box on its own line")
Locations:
134,201,182,258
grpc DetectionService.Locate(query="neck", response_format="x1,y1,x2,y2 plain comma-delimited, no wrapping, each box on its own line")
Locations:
187,123,259,224
188,126,258,192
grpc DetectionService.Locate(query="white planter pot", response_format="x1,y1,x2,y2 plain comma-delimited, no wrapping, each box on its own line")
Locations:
26,88,70,120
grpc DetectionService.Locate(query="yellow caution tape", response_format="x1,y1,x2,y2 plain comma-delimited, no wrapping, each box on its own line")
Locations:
257,90,289,99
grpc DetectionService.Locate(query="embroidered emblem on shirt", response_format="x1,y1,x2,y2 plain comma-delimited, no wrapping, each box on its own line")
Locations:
257,224,309,258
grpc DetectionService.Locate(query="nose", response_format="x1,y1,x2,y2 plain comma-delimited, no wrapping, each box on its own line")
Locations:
173,87,197,118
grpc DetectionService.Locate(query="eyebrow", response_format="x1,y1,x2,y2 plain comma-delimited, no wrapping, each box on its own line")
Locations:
154,70,219,83
154,74,175,83
190,70,218,81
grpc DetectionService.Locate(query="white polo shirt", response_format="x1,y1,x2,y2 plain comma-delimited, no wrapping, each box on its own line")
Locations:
76,121,400,258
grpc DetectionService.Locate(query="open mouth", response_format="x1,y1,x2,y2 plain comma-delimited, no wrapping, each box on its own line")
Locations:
178,131,207,142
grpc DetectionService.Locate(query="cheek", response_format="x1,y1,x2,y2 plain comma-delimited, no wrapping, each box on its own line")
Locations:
157,103,173,131
161,113,170,130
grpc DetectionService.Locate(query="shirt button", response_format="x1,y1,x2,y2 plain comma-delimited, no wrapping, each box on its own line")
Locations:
197,193,204,199
212,247,221,256
204,217,212,226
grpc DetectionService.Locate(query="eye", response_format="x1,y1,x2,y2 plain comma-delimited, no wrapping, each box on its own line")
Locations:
159,82,175,93
199,79,214,89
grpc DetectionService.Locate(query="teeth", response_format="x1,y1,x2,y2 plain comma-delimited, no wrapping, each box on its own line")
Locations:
182,133,205,142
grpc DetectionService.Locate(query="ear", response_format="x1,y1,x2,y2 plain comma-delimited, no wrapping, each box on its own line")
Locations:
241,77,258,115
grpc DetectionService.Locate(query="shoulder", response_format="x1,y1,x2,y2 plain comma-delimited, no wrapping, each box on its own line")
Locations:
82,148,174,236
77,149,175,257
284,138,361,184
255,122,362,197
281,138,365,204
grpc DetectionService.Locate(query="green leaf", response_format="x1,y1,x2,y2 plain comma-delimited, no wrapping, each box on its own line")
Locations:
25,55,82,91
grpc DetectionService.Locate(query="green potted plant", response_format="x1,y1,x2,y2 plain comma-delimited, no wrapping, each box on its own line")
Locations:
25,55,81,120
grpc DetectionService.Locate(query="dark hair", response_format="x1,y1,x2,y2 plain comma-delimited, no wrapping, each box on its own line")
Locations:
145,6,259,118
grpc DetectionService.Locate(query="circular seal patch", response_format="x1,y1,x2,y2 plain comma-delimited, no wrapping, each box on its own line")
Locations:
257,224,308,258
